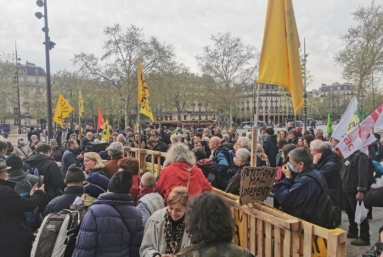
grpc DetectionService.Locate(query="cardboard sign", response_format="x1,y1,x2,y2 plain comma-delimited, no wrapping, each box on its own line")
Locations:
240,166,276,205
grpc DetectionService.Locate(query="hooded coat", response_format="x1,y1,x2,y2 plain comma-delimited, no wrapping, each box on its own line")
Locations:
24,154,64,200
156,162,212,202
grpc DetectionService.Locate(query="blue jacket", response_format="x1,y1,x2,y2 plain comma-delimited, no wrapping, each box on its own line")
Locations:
275,167,325,220
61,149,81,177
72,192,143,257
212,146,230,190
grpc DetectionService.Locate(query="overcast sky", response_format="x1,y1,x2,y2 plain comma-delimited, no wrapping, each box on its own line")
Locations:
1,0,380,90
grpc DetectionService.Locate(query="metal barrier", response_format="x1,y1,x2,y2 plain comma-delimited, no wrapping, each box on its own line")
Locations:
124,147,347,257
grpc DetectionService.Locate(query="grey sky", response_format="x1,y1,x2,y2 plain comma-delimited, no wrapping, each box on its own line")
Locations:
1,0,380,90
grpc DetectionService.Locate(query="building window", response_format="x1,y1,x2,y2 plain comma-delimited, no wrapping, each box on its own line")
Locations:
13,107,18,114
184,115,187,120
25,118,30,125
35,77,39,84
14,118,18,125
36,87,40,93
25,108,29,114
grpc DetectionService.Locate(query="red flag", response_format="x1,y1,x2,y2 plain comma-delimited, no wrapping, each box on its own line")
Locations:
97,108,105,130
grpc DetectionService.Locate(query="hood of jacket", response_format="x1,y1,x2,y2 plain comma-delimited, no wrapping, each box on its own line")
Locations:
266,134,277,144
24,153,51,166
169,162,201,182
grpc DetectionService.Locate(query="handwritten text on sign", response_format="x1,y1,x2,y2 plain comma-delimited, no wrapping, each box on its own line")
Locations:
240,166,276,204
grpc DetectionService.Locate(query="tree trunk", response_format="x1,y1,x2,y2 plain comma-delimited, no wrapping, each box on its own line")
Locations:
229,104,233,128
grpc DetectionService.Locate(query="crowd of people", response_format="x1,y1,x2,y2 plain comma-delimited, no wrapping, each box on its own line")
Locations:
1,121,383,256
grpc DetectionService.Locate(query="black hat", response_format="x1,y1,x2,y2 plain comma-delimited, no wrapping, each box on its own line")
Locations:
5,154,24,170
108,170,133,194
65,165,86,184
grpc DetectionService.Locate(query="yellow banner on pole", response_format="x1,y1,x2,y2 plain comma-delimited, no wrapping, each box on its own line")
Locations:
138,60,154,122
101,119,110,141
78,88,84,117
53,94,73,126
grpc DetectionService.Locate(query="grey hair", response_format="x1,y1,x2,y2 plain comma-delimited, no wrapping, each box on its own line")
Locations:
237,137,251,150
141,172,156,187
108,142,124,157
166,143,196,165
202,137,210,142
31,135,38,139
288,148,313,168
223,134,230,141
171,135,178,142
236,148,251,164
315,129,324,135
323,141,334,150
310,139,324,151
117,134,125,141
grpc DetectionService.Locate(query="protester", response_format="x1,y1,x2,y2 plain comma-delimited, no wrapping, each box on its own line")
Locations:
50,139,65,162
277,130,288,142
340,150,371,246
83,152,105,175
6,154,39,186
276,140,288,167
297,137,305,148
136,172,165,226
209,136,232,190
43,164,85,217
118,157,141,204
0,159,47,257
287,130,298,145
275,148,325,222
156,143,212,202
314,129,326,141
235,136,251,150
193,148,221,189
61,139,83,178
56,122,73,148
303,134,315,149
25,143,63,200
146,139,168,165
263,128,278,167
196,140,211,158
13,137,33,160
72,172,109,207
256,143,270,167
72,170,143,257
140,186,191,257
175,192,252,257
362,227,383,257
29,135,39,152
159,127,171,145
102,142,124,179
226,148,251,195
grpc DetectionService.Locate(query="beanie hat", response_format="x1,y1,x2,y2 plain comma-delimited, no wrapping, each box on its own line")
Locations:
84,173,110,198
6,154,24,170
65,165,86,184
108,170,133,194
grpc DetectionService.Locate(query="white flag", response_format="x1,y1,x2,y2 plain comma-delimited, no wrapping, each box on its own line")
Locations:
332,96,362,141
335,104,383,159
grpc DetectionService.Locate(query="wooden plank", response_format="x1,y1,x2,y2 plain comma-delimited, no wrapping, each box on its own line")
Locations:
257,218,263,257
303,222,313,257
292,225,301,257
250,216,256,255
283,230,291,257
242,213,248,249
336,232,347,257
274,226,281,257
265,222,272,257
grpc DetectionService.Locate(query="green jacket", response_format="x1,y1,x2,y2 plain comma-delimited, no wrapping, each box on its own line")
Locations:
175,242,252,257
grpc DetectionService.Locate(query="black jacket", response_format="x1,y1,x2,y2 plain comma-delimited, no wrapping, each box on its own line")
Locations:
25,154,64,200
196,158,222,189
56,128,74,147
0,179,47,257
61,149,82,178
43,186,83,217
340,151,370,193
146,142,168,165
159,132,171,145
50,146,65,162
312,148,343,206
263,135,278,167
8,168,39,186
226,165,247,195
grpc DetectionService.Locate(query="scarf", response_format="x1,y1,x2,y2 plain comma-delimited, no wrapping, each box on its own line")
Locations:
136,187,156,202
164,210,185,254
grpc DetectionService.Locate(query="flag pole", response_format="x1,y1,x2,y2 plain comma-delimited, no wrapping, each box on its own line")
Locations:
303,38,307,133
251,83,261,167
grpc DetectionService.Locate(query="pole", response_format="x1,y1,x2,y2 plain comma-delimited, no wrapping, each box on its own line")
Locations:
43,0,53,140
250,83,261,167
303,38,307,132
15,42,21,134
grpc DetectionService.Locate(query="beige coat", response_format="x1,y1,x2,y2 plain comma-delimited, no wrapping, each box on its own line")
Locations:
139,207,190,257
13,144,33,160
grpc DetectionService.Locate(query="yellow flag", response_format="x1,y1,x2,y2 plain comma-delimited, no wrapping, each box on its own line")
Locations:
101,119,110,141
78,88,84,117
257,0,303,115
138,60,154,122
53,94,73,126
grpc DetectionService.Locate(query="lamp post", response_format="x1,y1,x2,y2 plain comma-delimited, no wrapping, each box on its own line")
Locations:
35,0,55,140
13,43,21,134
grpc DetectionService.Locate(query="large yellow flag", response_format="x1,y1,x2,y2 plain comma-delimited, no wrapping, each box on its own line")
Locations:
78,88,84,116
53,94,73,126
257,0,303,115
137,60,154,122
101,119,110,141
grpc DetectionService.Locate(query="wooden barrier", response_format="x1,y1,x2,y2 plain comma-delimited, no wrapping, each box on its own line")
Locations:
124,147,347,257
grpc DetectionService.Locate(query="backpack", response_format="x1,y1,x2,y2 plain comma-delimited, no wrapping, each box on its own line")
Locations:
24,159,49,177
213,148,237,177
301,172,341,229
31,205,88,257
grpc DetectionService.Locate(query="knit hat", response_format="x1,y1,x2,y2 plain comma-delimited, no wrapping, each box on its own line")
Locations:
65,165,86,184
108,170,133,194
84,173,109,198
5,154,24,170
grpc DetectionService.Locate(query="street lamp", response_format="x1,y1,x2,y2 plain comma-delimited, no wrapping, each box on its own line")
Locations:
35,0,55,140
13,44,21,134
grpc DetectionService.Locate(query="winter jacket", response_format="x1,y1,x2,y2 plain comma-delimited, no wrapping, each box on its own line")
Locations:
312,148,343,206
137,191,165,226
131,175,141,205
55,128,73,147
263,135,278,167
140,207,191,257
102,156,124,179
25,154,64,200
146,142,168,165
50,146,65,162
61,149,82,177
72,192,143,257
225,165,247,195
13,144,33,160
340,151,370,192
0,179,47,257
175,242,252,257
196,158,222,189
211,146,230,190
8,168,39,187
275,167,326,221
159,132,171,145
43,186,83,217
288,137,298,145
156,162,212,203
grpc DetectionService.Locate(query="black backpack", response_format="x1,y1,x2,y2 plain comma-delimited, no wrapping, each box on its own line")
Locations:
301,172,341,229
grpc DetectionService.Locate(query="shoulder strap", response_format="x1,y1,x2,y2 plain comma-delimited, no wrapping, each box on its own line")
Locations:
110,205,130,234
301,172,327,192
18,146,28,157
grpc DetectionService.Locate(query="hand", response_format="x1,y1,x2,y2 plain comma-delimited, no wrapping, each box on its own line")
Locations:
78,153,83,159
313,153,322,164
356,192,364,201
30,183,45,196
282,164,292,179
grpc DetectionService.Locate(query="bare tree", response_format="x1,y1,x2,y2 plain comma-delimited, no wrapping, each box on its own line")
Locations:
72,24,174,126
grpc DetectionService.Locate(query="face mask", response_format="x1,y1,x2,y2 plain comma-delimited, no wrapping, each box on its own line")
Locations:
287,162,299,173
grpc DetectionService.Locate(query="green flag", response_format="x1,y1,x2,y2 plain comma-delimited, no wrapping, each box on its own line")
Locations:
327,114,333,133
